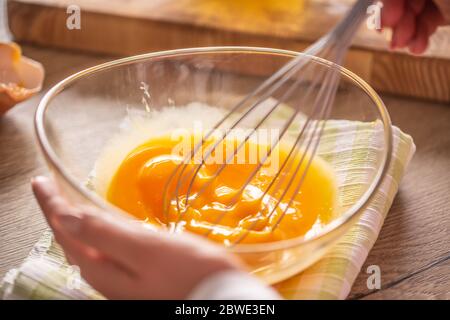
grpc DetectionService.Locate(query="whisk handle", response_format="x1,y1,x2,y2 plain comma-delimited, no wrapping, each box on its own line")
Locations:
328,0,374,46
303,0,374,58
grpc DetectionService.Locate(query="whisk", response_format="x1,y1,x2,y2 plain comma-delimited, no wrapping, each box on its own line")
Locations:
163,0,374,245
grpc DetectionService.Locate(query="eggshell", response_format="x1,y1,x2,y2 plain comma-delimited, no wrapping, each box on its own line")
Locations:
0,42,45,115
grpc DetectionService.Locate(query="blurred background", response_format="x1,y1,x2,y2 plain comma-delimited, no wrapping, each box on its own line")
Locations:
3,0,450,102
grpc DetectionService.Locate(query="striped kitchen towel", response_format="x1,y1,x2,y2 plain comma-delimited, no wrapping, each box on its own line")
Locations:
0,121,415,300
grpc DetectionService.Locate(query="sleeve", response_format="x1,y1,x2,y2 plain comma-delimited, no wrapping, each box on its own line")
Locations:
187,270,282,300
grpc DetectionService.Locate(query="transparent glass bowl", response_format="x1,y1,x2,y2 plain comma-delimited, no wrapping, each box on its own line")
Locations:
35,47,392,284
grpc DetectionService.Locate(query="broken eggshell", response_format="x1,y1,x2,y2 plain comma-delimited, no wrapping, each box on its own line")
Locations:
0,42,45,115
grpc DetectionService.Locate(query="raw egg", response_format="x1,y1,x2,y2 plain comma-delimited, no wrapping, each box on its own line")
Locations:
106,131,338,245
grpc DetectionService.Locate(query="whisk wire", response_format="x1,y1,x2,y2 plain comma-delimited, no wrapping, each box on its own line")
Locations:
232,60,342,244
169,47,331,223
165,46,320,220
161,45,322,219
271,69,342,232
162,0,373,242
199,60,331,238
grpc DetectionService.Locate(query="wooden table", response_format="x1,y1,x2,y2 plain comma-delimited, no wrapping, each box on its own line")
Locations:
7,0,450,103
0,44,449,300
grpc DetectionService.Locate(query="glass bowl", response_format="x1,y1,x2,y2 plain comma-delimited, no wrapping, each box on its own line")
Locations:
35,47,392,284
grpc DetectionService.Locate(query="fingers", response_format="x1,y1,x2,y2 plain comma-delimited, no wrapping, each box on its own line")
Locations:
408,20,431,54
409,1,445,54
408,0,426,14
32,176,154,273
381,0,405,28
420,0,446,31
69,249,137,299
381,0,447,54
31,176,243,299
433,0,450,22
391,7,417,49
59,206,164,272
58,227,137,300
32,176,138,298
31,176,80,228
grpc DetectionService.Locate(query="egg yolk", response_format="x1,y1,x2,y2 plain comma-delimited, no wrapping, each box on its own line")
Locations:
106,133,338,245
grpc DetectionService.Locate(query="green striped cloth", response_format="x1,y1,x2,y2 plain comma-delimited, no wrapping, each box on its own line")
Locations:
0,121,415,300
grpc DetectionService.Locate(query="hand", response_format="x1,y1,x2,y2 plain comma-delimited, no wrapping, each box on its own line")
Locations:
31,176,243,299
381,0,450,54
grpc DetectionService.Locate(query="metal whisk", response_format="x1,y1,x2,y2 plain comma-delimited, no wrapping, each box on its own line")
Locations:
163,0,373,245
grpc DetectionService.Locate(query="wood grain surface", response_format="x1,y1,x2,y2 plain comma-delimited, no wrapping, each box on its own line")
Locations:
6,0,450,103
0,45,449,299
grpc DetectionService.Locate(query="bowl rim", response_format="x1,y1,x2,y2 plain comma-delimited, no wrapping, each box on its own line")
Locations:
35,46,393,253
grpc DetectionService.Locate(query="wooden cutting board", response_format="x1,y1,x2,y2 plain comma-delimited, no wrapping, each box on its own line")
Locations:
7,0,450,103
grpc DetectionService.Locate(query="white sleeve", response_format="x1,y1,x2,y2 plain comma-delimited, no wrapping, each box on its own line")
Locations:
187,270,282,300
